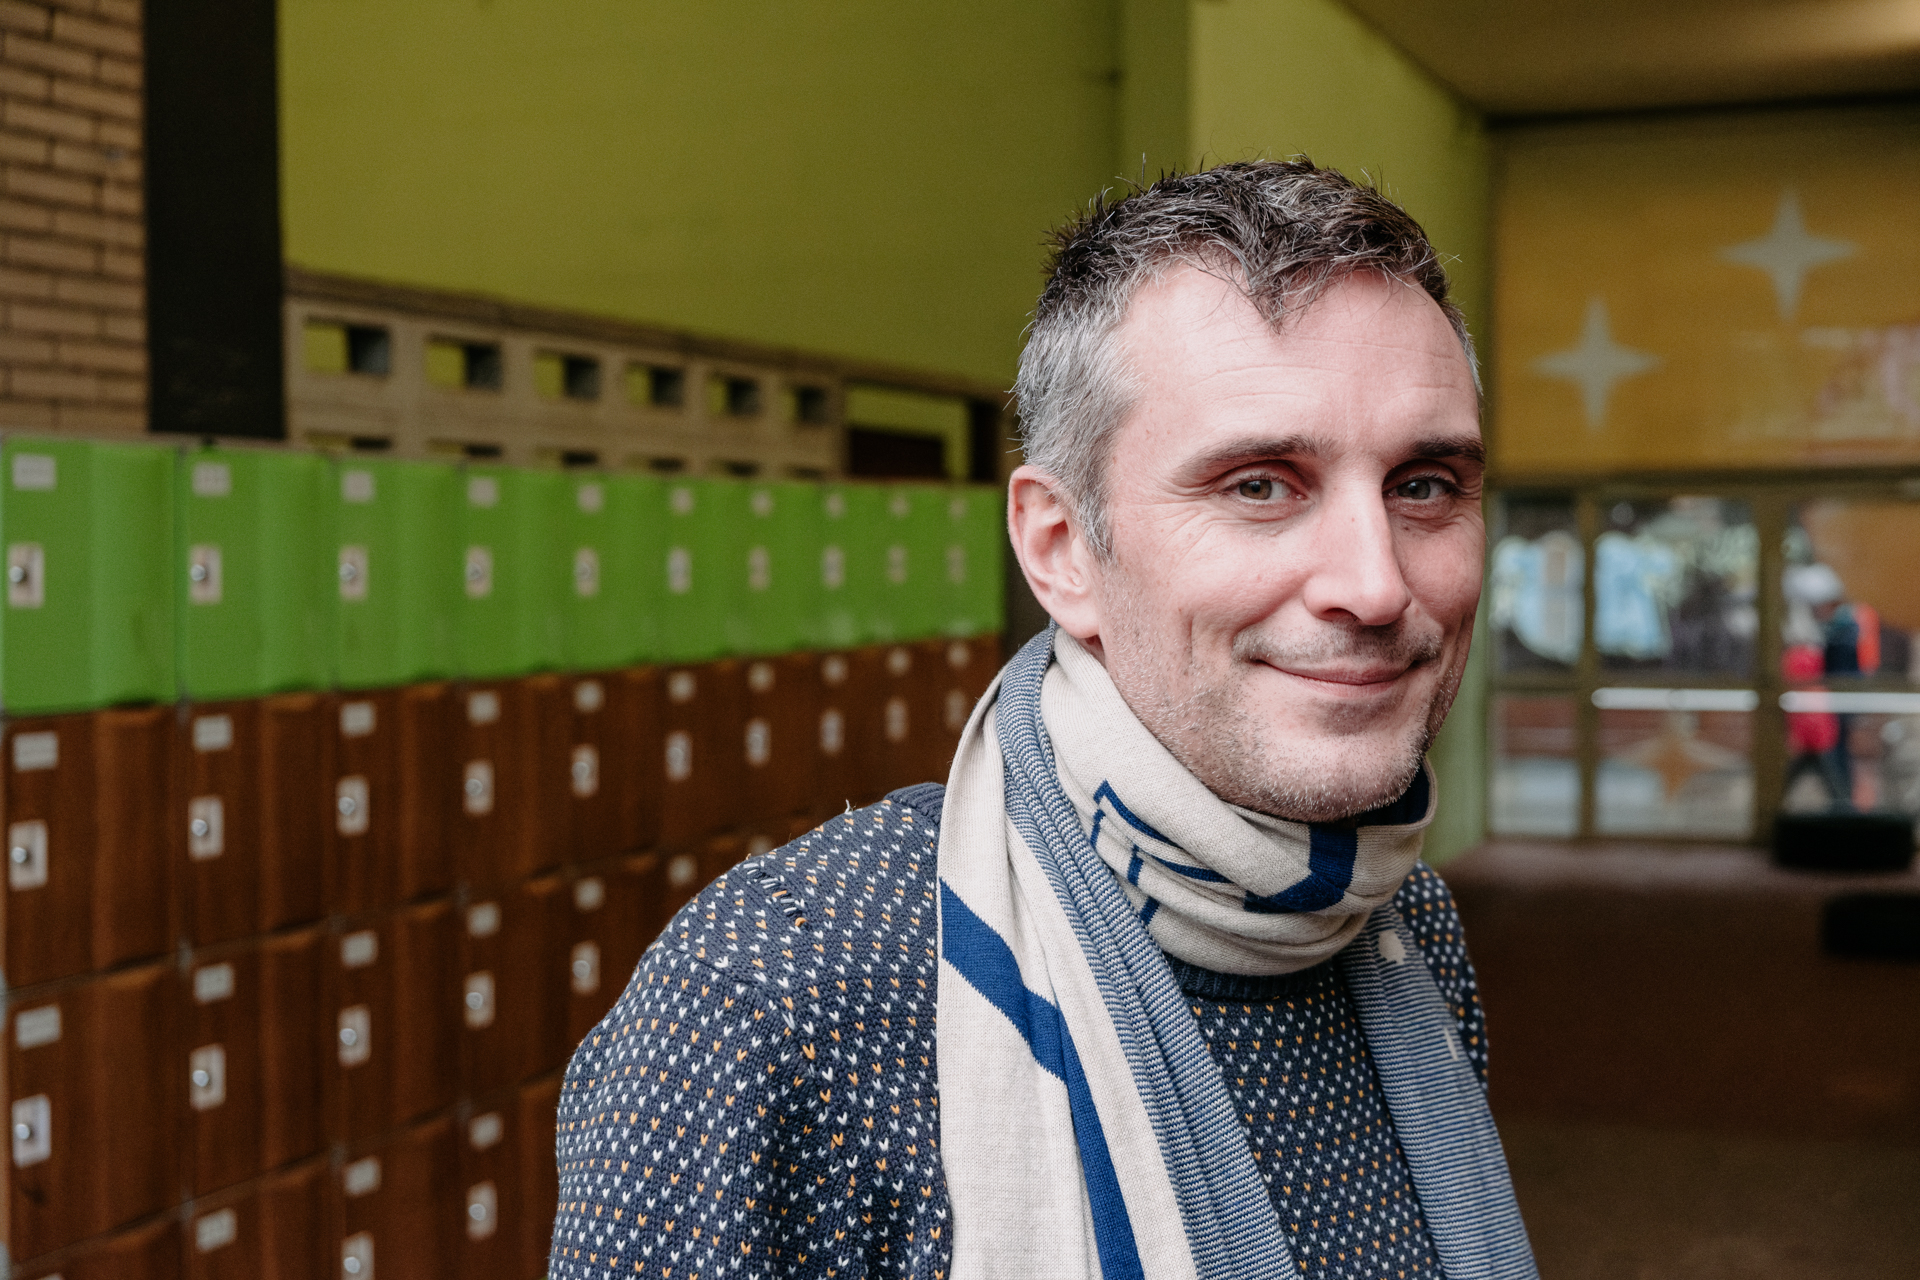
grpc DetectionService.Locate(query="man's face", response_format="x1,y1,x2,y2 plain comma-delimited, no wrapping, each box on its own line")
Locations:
1081,265,1484,823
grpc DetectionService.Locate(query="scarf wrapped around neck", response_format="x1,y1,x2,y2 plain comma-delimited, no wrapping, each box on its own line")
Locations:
935,626,1536,1280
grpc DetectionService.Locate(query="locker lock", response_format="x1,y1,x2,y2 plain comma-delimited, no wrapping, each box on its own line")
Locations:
190,818,210,838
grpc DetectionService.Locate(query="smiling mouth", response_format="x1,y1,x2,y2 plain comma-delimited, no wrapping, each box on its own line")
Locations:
1259,662,1417,694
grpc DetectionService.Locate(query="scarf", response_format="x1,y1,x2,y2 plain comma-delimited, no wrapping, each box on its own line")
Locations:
935,626,1536,1280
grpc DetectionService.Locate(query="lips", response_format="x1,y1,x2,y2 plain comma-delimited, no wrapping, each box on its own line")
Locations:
1260,661,1416,693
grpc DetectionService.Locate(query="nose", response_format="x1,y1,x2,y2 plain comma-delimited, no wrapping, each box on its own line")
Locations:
1298,483,1413,626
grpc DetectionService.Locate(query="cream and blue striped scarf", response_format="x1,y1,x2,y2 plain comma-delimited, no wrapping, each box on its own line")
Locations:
935,626,1536,1279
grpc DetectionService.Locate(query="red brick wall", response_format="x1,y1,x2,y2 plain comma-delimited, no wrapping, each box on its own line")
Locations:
0,0,143,435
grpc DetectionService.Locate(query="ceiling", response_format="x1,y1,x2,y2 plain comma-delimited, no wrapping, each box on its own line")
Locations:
1340,0,1920,117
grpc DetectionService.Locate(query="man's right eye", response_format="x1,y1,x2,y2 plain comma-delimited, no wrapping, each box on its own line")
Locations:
1236,478,1276,500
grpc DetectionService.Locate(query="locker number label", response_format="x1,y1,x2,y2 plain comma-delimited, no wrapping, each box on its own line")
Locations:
195,1207,239,1254
191,462,232,497
573,877,605,912
192,714,234,752
747,661,775,694
341,930,379,968
189,1043,227,1111
187,544,223,605
11,1094,50,1167
576,481,603,513
573,679,604,713
467,690,500,725
467,901,501,938
667,670,697,703
11,731,56,770
339,545,369,601
337,1005,372,1067
467,476,499,508
6,542,42,609
10,453,54,490
194,962,236,1004
8,820,48,890
468,1111,504,1150
465,545,493,598
188,796,225,860
14,1004,59,1049
341,469,376,503
339,700,376,738
667,853,700,890
344,1156,382,1197
464,971,496,1029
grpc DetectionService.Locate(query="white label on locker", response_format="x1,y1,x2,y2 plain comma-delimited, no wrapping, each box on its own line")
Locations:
824,491,846,519
463,760,495,816
746,833,774,859
194,962,236,1004
468,1111,504,1150
669,486,695,515
466,901,501,938
889,491,911,519
335,776,370,836
343,1156,382,1197
337,1005,372,1067
573,679,604,713
747,661,775,694
340,700,377,738
887,647,912,677
341,469,376,503
820,544,845,589
189,1043,227,1111
465,545,493,598
947,641,971,670
570,941,601,996
667,670,696,704
466,1180,500,1241
946,543,967,585
11,731,56,770
750,488,774,518
819,709,845,757
342,1230,374,1278
667,853,699,889
467,690,500,724
12,1093,50,1166
467,475,499,508
573,876,605,912
886,543,909,585
188,795,225,860
886,697,910,743
338,545,369,601
192,462,232,497
463,971,496,1029
6,542,43,608
8,819,48,889
744,718,771,768
573,546,600,597
11,453,54,490
195,1207,239,1253
666,545,692,595
576,481,603,513
949,495,968,522
341,930,379,969
188,544,224,605
664,731,692,782
15,1005,59,1049
747,545,771,592
570,744,599,798
945,688,970,732
821,655,848,686
193,714,234,752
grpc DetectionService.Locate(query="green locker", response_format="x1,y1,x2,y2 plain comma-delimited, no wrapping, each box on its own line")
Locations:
1,436,175,713
866,483,944,643
176,446,331,700
812,482,875,650
332,456,462,688
561,470,661,670
657,477,728,663
458,465,565,679
721,480,813,657
946,484,1005,637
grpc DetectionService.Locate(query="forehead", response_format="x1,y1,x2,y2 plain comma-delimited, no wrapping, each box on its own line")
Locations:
1112,265,1480,461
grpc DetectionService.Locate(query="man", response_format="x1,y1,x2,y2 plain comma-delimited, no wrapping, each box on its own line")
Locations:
549,161,1536,1280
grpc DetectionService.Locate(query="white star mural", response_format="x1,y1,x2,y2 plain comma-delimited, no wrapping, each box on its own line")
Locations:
1532,295,1662,429
1718,189,1855,322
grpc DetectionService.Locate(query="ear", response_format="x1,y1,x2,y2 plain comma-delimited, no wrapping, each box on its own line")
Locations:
1007,465,1104,644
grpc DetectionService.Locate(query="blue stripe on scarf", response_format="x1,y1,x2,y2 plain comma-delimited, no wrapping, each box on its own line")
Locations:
1244,825,1357,913
940,881,1146,1280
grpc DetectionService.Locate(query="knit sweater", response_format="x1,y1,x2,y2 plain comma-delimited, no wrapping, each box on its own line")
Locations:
548,784,1488,1280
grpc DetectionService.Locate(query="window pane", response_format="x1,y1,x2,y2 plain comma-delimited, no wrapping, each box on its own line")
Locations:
1781,704,1920,823
1490,694,1579,836
1596,496,1757,675
1596,705,1752,837
1491,496,1582,673
1783,499,1920,684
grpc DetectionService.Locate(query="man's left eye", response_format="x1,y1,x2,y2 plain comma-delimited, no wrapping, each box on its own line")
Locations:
1236,478,1277,500
1394,477,1447,501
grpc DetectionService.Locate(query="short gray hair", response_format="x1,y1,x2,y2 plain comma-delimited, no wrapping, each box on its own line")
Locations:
1013,160,1479,558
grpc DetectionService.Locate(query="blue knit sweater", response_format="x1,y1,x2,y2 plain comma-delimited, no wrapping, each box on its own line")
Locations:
549,785,1488,1279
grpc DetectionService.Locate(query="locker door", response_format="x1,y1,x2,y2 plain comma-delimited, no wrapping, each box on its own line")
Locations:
184,945,264,1196
659,660,743,848
258,1157,328,1280
3,715,95,986
739,652,817,826
506,673,571,879
864,643,940,797
395,682,457,901
562,866,647,1046
324,919,394,1144
15,1213,181,1280
7,980,91,1260
91,705,174,969
257,693,329,932
455,680,527,892
920,637,972,788
258,926,325,1170
612,666,661,855
390,898,459,1127
564,674,618,862
177,702,259,948
335,1116,460,1280
515,1076,563,1280
459,878,565,1098
457,1100,524,1280
184,1174,266,1280
329,691,399,913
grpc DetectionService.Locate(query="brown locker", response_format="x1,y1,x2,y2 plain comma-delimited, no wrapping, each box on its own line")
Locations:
183,1159,323,1280
334,1115,460,1280
611,666,661,855
324,917,394,1144
328,690,399,913
91,705,174,970
455,680,527,891
739,652,818,826
459,877,567,1097
257,693,329,933
511,673,574,878
563,673,619,861
390,897,460,1125
6,962,176,1263
457,1097,526,1280
516,1075,563,1280
811,650,863,815
921,636,985,788
562,863,650,1045
176,702,259,948
395,682,457,902
615,849,673,960
658,846,705,925
258,926,325,1170
15,1212,181,1280
183,943,264,1196
658,660,744,849
3,714,96,986
859,643,941,798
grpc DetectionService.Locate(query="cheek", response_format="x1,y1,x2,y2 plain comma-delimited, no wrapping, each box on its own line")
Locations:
1405,528,1485,631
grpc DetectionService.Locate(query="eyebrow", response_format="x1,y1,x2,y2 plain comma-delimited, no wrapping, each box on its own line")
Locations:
1179,432,1486,478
